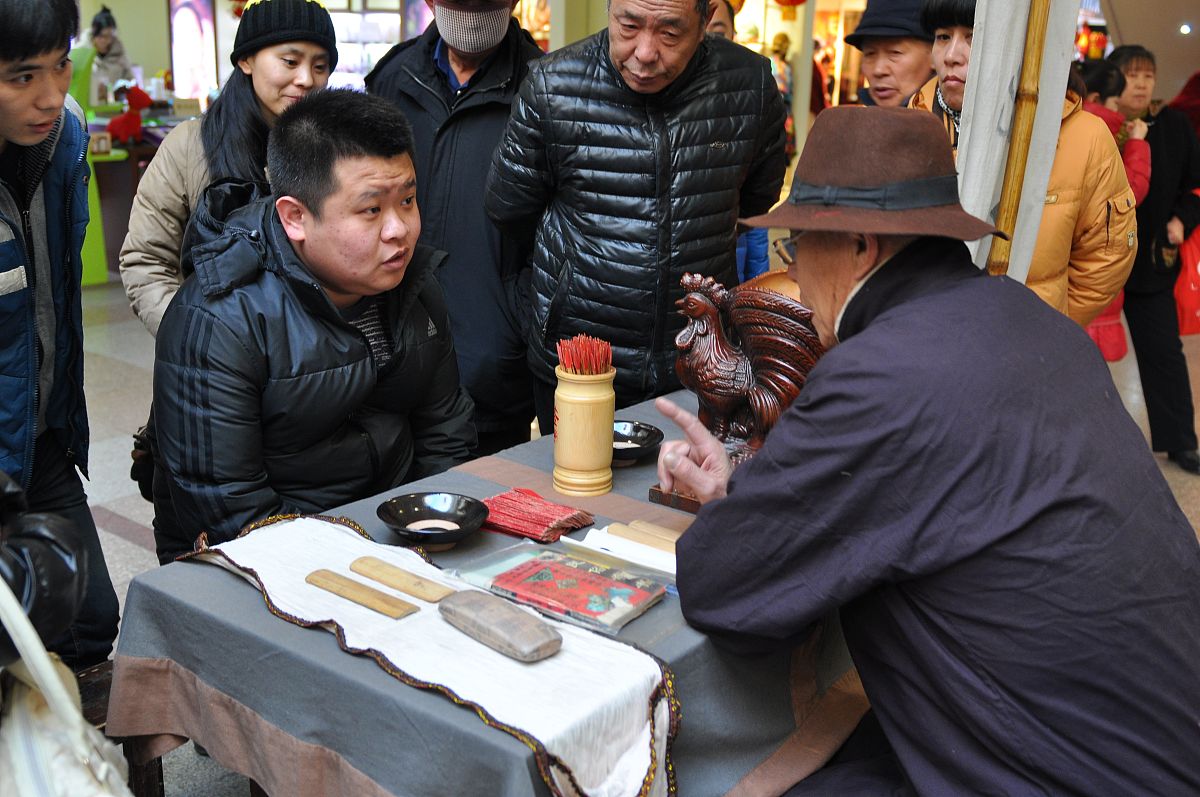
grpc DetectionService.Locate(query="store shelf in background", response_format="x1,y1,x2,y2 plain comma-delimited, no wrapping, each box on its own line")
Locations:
329,4,427,89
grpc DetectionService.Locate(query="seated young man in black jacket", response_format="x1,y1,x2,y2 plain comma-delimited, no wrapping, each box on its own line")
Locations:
154,89,476,556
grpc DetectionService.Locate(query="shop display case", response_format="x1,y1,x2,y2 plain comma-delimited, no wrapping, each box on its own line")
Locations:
329,11,402,88
516,0,551,52
328,0,431,88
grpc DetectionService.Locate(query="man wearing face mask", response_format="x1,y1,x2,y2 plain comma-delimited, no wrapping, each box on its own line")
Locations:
367,1,542,456
485,0,787,430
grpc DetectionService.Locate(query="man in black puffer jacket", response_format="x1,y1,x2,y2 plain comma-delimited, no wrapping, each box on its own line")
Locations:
154,90,476,551
366,4,543,456
485,0,787,429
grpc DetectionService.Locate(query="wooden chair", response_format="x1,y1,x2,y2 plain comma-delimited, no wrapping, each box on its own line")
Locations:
77,660,165,797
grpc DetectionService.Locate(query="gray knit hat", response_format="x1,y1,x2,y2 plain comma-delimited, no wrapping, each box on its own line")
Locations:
231,0,338,69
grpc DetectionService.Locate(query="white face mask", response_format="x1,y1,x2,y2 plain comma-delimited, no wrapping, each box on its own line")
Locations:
434,4,511,55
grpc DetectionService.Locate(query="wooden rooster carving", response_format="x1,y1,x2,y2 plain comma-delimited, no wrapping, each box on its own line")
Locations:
674,271,824,458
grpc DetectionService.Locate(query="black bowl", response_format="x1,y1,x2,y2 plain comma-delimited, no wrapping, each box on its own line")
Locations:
612,420,665,463
376,492,489,548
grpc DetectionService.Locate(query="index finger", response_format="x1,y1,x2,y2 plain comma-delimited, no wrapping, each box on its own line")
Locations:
655,397,718,449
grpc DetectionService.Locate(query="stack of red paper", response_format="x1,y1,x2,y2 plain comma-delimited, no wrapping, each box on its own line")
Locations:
482,488,595,542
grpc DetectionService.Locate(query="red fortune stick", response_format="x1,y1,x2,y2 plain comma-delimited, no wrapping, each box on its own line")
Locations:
556,334,612,376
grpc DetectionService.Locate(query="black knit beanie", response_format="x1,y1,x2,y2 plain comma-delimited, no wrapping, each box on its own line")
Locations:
230,0,338,69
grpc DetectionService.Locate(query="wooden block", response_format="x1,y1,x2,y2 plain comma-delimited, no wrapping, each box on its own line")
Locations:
648,483,700,514
305,570,419,619
439,591,562,663
607,523,677,554
629,519,687,542
350,556,455,603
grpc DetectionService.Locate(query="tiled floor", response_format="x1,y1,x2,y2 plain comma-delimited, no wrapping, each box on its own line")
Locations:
77,277,1200,795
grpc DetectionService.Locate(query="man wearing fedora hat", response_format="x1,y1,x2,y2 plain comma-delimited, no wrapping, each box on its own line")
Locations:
656,106,1200,793
844,0,933,107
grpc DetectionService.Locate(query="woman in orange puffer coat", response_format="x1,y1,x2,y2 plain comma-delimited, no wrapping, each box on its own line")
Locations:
1025,79,1138,327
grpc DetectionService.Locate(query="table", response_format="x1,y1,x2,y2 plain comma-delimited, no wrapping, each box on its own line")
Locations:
107,395,865,796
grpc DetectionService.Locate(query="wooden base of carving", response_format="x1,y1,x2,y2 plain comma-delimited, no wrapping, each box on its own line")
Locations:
648,484,701,514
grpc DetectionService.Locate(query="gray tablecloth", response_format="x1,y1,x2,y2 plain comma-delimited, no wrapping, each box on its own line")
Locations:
107,394,858,796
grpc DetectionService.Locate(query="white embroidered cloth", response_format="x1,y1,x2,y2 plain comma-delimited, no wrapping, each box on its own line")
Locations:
194,517,672,797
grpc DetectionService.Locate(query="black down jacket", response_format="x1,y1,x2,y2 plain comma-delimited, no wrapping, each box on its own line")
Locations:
485,31,787,404
366,19,543,435
155,183,476,544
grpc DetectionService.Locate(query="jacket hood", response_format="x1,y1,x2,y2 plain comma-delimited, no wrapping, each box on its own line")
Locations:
1062,92,1082,121
1083,100,1124,137
179,179,270,279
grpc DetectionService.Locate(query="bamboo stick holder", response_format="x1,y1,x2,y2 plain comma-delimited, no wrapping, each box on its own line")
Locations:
552,365,616,496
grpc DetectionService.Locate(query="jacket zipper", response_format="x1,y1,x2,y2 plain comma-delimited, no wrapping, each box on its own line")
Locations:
402,65,513,113
1105,201,1112,250
402,66,452,115
61,142,88,472
648,104,673,394
19,207,38,489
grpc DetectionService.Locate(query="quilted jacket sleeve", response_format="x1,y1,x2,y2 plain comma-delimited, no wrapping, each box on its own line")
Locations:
408,282,477,480
1066,128,1137,327
1120,139,1151,206
154,302,300,545
119,120,209,337
485,67,552,237
738,62,789,218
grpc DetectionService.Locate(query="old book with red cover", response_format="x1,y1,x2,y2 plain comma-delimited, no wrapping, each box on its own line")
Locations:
486,551,667,633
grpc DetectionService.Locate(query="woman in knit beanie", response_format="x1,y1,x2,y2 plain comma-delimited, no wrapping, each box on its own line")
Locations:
118,0,339,561
211,0,339,183
122,0,339,332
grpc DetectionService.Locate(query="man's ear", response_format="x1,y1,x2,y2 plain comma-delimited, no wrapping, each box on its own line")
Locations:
704,1,718,29
852,234,881,280
275,196,309,243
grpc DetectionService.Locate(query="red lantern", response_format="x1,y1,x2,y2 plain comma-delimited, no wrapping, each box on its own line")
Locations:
775,0,807,6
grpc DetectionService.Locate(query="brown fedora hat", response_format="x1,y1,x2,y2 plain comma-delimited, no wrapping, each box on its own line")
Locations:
742,106,1004,242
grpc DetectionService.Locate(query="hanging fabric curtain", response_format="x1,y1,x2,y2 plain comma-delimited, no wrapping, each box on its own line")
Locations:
955,0,1081,284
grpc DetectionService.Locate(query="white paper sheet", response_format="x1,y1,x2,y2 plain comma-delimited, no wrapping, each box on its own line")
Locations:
561,527,678,578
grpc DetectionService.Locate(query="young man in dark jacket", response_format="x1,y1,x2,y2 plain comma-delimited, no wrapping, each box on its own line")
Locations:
154,90,476,552
367,1,542,455
485,0,787,430
0,0,119,669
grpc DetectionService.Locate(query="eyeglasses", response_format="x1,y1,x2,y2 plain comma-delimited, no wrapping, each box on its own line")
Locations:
771,232,807,266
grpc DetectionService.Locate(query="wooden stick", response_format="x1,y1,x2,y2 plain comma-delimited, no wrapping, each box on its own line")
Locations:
986,0,1053,276
305,570,420,619
607,523,677,554
629,519,687,543
349,557,455,603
